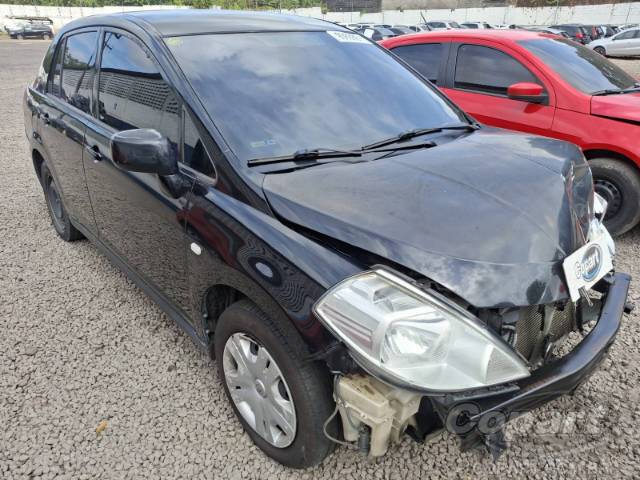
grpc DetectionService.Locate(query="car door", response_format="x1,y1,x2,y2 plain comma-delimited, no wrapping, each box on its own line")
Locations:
442,42,554,135
37,29,98,233
608,29,636,55
83,28,195,316
627,30,640,55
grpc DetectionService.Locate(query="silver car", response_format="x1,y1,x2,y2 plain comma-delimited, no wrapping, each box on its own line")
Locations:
589,27,640,57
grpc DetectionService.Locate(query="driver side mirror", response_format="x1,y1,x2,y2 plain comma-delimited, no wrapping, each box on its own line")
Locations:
507,82,547,104
111,129,178,176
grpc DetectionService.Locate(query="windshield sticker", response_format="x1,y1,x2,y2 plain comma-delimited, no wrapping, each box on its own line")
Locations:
327,30,371,44
165,37,182,47
250,139,277,149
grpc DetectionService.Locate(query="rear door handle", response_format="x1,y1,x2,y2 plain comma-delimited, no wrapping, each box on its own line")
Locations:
85,145,102,162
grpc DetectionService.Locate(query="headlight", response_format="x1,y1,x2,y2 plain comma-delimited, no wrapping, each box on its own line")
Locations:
314,268,529,392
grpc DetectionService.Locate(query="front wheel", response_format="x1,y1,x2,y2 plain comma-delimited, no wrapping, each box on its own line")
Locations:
214,299,336,468
590,158,640,236
594,46,606,56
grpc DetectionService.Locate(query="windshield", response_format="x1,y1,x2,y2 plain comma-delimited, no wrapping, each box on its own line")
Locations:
167,31,466,163
519,38,637,94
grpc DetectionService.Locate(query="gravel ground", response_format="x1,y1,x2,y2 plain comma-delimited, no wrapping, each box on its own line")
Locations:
1,39,640,480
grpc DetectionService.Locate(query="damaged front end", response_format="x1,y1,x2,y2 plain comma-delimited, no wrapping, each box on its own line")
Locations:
313,202,630,459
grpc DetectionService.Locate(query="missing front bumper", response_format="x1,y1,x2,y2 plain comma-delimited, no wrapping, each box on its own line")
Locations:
430,272,630,456
333,273,630,458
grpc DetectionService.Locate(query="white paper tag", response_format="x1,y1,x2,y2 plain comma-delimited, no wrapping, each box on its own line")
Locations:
562,236,613,302
327,30,370,44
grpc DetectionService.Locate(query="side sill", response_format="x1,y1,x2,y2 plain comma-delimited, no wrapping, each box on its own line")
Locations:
72,220,210,353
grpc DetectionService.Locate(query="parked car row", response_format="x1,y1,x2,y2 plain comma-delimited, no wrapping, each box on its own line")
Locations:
339,21,634,44
24,11,632,470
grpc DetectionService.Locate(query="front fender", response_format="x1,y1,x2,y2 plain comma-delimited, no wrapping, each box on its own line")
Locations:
183,183,363,351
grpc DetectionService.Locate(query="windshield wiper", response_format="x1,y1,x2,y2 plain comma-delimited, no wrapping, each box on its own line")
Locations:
592,84,640,96
361,123,479,151
247,147,362,167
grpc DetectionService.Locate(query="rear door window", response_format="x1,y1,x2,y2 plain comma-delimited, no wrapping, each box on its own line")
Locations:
392,43,445,84
60,31,98,114
97,30,180,148
454,44,540,95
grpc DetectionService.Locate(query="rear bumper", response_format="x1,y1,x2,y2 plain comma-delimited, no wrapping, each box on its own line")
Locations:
431,272,630,446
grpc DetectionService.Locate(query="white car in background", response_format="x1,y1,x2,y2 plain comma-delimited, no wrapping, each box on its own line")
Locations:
589,27,640,57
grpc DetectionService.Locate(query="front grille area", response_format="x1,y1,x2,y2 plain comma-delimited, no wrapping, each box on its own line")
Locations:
513,303,577,365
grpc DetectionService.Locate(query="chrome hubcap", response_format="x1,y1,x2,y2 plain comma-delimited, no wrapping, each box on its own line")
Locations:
222,333,297,448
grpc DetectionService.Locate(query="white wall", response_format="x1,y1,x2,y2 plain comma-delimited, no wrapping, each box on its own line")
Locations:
300,2,640,26
1,2,639,32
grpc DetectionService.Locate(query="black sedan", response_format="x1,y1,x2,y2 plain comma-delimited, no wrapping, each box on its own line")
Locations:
24,10,629,469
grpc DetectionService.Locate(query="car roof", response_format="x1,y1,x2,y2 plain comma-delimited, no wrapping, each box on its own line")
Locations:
62,10,339,37
388,29,555,42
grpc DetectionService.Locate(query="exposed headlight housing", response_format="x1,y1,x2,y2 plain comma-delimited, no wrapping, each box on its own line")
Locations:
314,268,530,392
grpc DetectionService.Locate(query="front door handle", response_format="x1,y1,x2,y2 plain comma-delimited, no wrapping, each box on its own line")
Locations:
41,112,50,125
85,145,102,162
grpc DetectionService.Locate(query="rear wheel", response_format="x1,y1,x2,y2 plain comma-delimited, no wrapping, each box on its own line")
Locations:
41,163,83,242
594,46,606,56
214,299,336,468
590,158,640,236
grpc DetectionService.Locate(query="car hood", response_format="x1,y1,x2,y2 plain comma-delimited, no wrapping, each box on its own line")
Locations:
262,129,593,308
591,93,640,123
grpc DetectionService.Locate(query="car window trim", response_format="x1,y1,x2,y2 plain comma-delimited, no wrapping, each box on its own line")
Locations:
450,42,549,105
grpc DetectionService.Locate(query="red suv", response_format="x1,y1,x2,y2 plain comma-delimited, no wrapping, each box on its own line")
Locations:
381,30,640,235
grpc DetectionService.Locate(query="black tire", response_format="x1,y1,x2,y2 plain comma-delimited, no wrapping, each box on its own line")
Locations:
590,158,640,236
41,163,83,242
214,299,336,468
594,46,606,56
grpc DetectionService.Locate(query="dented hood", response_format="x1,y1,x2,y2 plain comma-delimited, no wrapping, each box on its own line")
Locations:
263,129,593,308
591,92,640,123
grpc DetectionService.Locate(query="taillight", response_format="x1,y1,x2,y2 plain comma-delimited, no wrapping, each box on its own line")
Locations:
576,32,584,38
